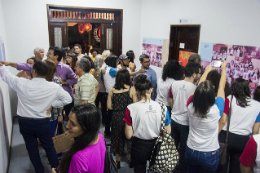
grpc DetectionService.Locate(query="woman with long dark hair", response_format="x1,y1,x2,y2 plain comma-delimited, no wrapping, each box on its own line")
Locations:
66,51,77,73
103,55,118,136
156,60,184,114
185,62,226,172
216,77,260,173
107,69,137,168
124,74,171,172
52,104,106,173
126,50,136,72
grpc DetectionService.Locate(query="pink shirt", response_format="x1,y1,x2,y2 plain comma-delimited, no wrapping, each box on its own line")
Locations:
68,133,106,173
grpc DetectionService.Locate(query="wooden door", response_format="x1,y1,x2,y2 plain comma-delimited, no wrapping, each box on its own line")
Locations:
49,22,68,48
100,23,118,56
169,25,200,61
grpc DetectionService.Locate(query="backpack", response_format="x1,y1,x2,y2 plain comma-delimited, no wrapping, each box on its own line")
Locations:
149,102,179,173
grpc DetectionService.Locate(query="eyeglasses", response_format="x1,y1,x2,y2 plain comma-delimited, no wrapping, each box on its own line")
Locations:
143,61,150,64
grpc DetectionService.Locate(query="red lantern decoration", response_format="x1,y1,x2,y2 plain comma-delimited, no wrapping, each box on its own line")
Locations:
84,23,92,32
78,23,85,34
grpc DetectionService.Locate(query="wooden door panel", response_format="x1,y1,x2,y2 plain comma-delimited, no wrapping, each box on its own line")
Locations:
100,23,116,55
49,22,68,47
169,25,200,61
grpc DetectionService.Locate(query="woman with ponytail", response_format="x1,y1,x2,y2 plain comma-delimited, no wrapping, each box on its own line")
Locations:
52,104,106,173
123,74,171,172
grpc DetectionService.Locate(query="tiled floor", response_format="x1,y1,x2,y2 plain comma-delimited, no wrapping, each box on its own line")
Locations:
8,117,134,173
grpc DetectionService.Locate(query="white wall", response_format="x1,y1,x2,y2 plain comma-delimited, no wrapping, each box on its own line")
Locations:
0,0,12,172
2,0,142,71
140,0,260,78
1,0,142,118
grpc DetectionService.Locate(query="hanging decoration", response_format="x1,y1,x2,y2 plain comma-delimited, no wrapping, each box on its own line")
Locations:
94,26,101,42
84,23,92,32
78,23,85,34
78,23,92,34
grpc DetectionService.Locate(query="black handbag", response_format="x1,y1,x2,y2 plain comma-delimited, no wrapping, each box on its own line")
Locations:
104,150,118,173
219,96,233,165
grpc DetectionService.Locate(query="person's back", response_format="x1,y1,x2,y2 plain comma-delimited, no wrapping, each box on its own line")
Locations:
187,99,222,151
156,77,175,106
223,95,260,135
69,133,106,173
127,100,163,140
170,80,196,124
16,78,70,118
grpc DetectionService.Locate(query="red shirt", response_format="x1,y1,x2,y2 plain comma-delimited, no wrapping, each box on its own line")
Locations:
240,136,257,167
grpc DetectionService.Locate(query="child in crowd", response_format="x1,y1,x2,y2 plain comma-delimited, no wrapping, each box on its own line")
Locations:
243,67,250,81
233,65,241,79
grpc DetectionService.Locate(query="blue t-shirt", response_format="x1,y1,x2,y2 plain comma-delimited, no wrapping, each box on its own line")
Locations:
215,97,225,117
165,109,171,126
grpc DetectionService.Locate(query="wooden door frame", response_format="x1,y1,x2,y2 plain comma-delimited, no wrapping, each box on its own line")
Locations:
168,24,201,61
46,4,123,55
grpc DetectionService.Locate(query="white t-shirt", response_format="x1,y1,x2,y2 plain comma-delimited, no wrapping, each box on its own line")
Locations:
233,70,241,79
243,72,250,80
249,70,254,77
187,97,224,151
126,100,171,140
252,73,259,84
169,80,196,126
77,54,84,61
103,66,117,93
156,77,175,106
222,96,260,135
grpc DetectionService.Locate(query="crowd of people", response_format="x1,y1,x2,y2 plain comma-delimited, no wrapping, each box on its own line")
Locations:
0,45,260,173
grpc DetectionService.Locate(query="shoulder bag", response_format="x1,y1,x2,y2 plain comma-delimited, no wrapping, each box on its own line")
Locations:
149,102,179,173
219,96,233,165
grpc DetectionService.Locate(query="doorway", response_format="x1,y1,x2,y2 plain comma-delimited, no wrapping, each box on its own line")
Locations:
67,22,101,54
168,25,201,61
47,5,123,56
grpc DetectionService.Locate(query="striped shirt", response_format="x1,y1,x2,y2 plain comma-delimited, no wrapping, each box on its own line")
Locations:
74,73,98,106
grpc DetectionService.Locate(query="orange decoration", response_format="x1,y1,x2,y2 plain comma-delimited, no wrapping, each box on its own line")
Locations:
78,23,92,34
179,51,195,66
84,23,92,32
78,23,85,34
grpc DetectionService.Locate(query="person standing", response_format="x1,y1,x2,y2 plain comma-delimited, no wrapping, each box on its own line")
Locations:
124,74,171,172
13,47,77,120
33,47,45,61
117,54,147,76
126,50,136,72
103,55,118,136
94,55,107,125
135,54,157,100
185,62,226,173
168,62,201,173
107,69,138,168
74,44,84,60
0,61,72,173
16,57,36,80
90,48,99,61
74,58,99,106
156,60,184,115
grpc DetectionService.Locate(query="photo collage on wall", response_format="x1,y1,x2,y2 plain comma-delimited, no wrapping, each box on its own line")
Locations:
200,42,260,95
142,37,163,68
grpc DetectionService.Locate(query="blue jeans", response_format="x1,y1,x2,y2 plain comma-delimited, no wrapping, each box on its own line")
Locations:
185,146,219,173
19,118,59,173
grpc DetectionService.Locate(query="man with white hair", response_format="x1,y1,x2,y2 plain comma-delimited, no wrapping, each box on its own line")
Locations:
74,58,99,106
33,47,44,61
